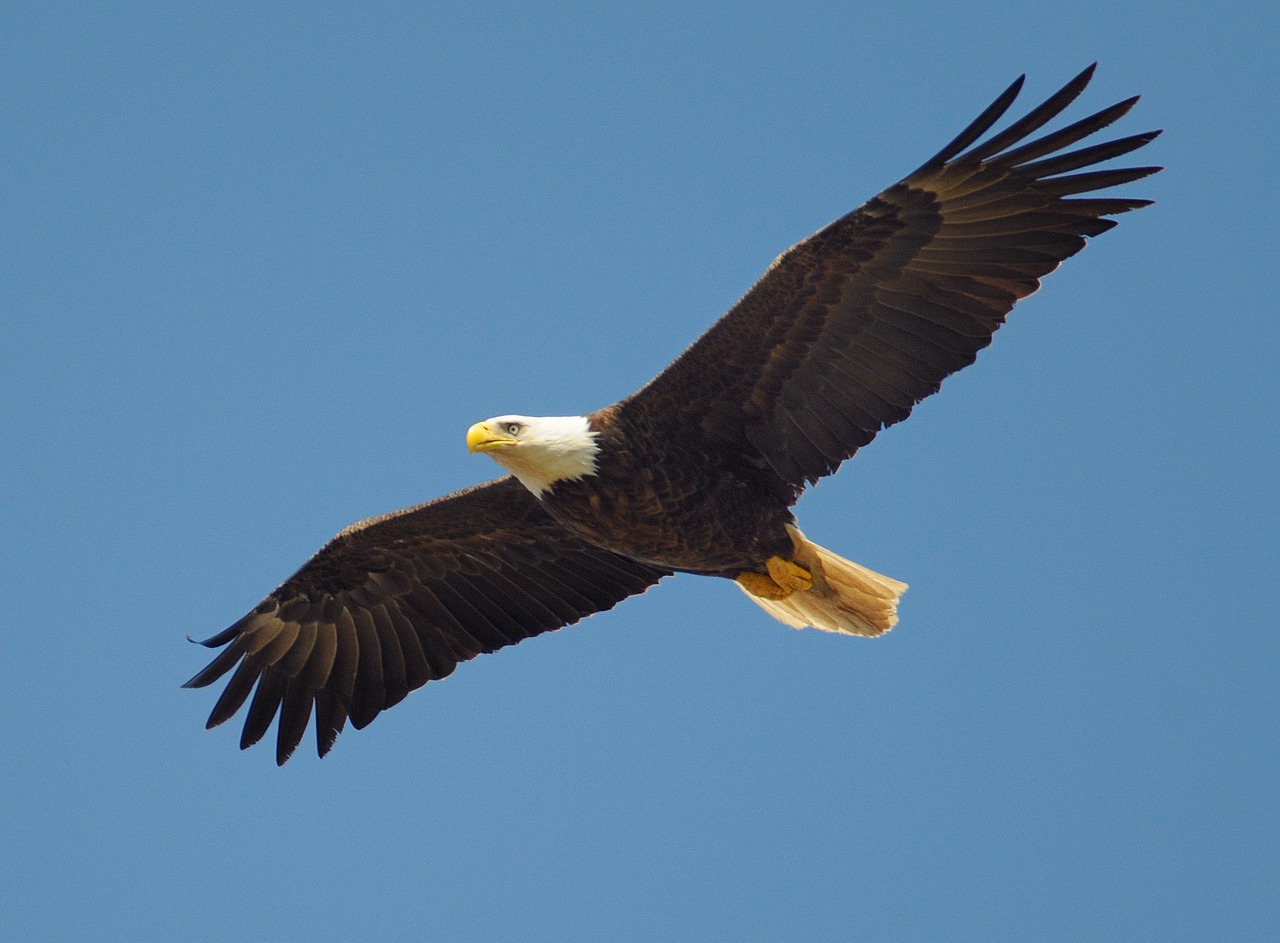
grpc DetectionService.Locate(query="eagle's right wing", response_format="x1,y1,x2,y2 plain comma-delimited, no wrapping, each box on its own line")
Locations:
184,476,669,764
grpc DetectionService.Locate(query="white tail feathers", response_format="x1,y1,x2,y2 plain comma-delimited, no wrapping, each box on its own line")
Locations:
738,525,908,637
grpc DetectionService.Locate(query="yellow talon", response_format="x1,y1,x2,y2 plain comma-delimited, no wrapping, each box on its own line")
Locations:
736,557,812,600
766,556,813,594
735,570,789,600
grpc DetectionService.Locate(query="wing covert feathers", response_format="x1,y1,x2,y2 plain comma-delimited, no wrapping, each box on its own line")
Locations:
185,477,669,764
627,64,1161,492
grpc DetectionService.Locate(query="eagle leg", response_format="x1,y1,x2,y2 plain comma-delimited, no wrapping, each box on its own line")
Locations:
735,557,813,600
766,556,814,594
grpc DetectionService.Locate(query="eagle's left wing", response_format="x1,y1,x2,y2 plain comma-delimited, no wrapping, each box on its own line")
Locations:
623,65,1161,495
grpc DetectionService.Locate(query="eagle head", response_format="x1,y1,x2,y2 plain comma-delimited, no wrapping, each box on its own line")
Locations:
466,415,600,495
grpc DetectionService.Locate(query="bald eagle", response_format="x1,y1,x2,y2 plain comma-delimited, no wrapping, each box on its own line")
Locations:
186,65,1160,764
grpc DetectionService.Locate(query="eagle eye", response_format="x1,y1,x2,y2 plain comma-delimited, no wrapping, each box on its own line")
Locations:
505,422,521,436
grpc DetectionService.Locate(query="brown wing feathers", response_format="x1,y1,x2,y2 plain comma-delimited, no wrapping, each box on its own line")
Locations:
630,64,1160,490
761,66,1158,485
185,477,669,764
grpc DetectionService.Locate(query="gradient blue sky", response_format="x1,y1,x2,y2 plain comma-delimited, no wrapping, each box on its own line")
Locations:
3,3,1276,941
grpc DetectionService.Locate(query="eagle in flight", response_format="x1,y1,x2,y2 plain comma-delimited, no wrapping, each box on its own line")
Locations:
186,65,1161,764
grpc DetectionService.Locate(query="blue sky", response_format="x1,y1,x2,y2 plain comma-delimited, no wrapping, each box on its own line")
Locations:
3,2,1276,940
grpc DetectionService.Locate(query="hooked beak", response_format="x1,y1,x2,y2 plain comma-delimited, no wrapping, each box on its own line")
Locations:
467,421,517,453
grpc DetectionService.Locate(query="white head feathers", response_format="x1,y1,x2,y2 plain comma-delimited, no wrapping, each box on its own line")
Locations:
467,415,600,495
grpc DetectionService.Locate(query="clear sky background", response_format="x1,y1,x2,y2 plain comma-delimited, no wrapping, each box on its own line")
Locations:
3,3,1276,941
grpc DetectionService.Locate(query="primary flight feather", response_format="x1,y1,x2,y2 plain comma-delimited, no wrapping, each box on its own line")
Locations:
186,65,1161,764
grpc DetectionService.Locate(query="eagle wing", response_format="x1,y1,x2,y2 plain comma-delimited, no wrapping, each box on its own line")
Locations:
624,64,1161,494
184,476,669,764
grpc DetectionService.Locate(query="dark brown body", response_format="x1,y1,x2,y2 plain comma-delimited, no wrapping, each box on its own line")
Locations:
540,407,797,577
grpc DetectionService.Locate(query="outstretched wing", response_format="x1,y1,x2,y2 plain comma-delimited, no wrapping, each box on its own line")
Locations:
624,64,1161,493
184,477,669,764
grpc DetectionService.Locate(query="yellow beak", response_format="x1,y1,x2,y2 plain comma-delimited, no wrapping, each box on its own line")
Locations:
467,421,517,453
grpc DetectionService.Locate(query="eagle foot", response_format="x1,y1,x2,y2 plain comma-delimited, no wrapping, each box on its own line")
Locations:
766,556,813,593
735,557,813,600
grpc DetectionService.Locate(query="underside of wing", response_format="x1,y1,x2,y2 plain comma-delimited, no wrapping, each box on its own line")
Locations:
626,64,1161,494
184,477,669,764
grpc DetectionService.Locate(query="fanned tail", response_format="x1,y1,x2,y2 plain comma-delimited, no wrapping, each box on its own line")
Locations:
738,525,907,637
